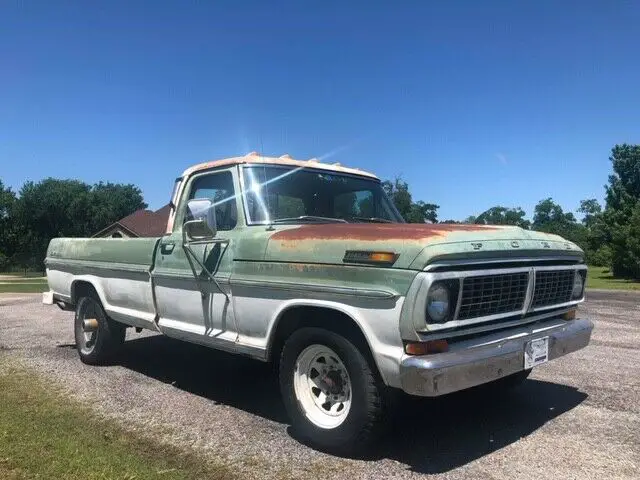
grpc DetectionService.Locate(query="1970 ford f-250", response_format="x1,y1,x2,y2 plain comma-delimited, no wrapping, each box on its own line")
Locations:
43,152,593,453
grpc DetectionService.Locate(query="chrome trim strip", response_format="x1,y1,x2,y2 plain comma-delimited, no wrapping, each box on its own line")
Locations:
523,266,536,311
531,298,585,312
417,307,575,341
45,258,150,274
452,279,463,321
533,264,588,272
230,278,398,299
423,256,583,271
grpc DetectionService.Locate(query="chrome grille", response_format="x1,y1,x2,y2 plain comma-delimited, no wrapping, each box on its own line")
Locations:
532,269,574,308
457,272,529,320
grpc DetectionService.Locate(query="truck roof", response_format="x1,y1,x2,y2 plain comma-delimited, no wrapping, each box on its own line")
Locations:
180,152,378,180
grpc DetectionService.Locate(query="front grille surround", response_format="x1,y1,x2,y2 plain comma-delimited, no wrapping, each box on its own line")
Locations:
458,272,529,320
422,264,587,330
531,269,575,308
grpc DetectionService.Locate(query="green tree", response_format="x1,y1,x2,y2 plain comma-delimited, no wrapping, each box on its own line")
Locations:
0,180,16,269
578,198,602,229
382,177,439,223
576,198,609,266
474,206,531,229
603,144,640,278
532,198,588,251
11,179,146,270
88,182,149,233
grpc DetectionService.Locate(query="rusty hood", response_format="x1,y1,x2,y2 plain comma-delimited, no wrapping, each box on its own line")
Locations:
264,223,583,270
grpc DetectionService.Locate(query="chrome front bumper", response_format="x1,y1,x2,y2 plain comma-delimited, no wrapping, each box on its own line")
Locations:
399,317,593,396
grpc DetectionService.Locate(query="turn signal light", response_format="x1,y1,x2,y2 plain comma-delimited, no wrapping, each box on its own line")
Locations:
405,339,449,355
370,252,397,263
343,250,398,266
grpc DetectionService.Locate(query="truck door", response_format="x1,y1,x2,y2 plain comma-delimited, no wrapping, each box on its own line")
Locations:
152,167,240,346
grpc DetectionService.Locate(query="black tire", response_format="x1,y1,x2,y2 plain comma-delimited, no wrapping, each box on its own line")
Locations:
279,327,383,455
74,295,126,365
490,368,532,390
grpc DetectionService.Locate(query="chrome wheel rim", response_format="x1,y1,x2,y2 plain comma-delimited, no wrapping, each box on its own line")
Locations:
293,344,352,429
76,299,99,355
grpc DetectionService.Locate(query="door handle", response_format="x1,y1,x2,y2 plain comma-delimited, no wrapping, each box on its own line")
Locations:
161,242,175,254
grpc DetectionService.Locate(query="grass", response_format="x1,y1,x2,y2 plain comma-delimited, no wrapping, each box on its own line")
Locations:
0,277,47,294
0,356,238,480
587,266,640,291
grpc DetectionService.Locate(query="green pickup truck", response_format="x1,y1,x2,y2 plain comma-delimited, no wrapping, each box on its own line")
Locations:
43,153,593,453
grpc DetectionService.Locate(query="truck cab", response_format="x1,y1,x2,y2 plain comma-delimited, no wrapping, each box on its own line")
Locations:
44,152,593,454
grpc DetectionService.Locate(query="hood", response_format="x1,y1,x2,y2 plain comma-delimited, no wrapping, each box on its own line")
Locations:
264,223,583,269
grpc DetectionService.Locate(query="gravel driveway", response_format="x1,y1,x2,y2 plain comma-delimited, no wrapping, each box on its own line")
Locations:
1,291,638,479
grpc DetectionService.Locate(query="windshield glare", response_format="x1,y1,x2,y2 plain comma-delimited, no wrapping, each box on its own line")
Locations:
242,166,404,224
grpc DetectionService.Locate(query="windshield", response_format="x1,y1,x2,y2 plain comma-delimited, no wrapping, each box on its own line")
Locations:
242,165,404,224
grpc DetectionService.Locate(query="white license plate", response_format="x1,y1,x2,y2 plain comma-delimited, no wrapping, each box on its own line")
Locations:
524,337,549,369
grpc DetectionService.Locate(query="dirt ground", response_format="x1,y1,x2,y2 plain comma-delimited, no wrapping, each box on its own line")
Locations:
0,290,638,479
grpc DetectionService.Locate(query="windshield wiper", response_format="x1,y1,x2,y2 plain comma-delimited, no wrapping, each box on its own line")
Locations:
270,216,348,224
350,216,394,223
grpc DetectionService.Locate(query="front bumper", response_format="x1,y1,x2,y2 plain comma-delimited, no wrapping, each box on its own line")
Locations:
399,317,593,396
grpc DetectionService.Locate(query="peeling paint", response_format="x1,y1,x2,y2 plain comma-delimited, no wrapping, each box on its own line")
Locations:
271,223,502,243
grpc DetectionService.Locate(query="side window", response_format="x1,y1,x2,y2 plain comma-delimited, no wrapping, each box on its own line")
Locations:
187,171,237,231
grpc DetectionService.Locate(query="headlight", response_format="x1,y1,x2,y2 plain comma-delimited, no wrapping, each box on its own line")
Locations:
426,283,451,323
572,271,585,299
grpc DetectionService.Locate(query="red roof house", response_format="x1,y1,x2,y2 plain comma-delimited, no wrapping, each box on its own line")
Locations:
93,205,171,238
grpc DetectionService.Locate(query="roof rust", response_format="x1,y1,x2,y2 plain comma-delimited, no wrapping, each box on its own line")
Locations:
180,153,378,179
270,223,502,242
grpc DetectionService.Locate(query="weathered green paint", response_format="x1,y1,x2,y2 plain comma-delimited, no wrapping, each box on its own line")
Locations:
232,260,415,297
46,237,159,268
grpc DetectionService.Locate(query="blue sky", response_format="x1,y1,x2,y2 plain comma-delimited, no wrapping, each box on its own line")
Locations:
1,1,639,221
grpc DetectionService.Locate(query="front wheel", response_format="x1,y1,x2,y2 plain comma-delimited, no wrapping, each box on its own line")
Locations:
279,328,383,455
74,295,125,365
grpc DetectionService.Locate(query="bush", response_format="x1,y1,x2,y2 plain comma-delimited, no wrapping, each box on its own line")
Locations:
587,245,612,268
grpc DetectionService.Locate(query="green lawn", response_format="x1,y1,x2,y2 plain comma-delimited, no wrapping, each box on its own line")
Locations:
0,357,238,480
0,277,48,293
587,266,640,291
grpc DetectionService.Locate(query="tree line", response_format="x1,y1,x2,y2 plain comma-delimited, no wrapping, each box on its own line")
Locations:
0,179,146,272
383,144,639,279
1,144,638,279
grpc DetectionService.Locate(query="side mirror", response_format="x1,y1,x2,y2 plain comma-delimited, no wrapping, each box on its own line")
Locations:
183,198,217,241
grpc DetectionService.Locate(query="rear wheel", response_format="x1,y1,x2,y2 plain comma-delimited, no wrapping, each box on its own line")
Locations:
279,327,383,454
74,295,125,365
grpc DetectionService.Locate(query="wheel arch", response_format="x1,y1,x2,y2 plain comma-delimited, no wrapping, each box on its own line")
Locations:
70,277,106,306
266,300,386,383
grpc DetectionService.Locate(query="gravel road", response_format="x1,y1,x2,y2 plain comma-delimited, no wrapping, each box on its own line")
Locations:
1,291,638,479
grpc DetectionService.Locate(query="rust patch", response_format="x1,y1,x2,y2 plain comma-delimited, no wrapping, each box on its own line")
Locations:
270,223,502,242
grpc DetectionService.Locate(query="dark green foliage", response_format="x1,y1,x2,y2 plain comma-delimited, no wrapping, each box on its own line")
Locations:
0,180,16,269
531,198,588,249
474,206,531,229
603,144,640,278
5,178,146,270
382,177,439,223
